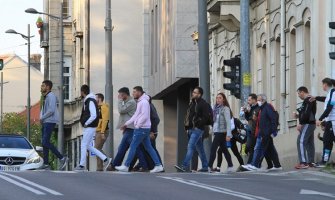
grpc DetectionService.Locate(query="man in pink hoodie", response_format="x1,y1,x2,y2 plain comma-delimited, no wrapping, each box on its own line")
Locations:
115,86,164,173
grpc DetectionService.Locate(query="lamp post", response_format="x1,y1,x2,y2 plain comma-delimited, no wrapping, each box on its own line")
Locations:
25,5,65,155
5,26,33,140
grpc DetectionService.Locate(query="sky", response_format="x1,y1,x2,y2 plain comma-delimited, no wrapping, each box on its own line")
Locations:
0,0,44,62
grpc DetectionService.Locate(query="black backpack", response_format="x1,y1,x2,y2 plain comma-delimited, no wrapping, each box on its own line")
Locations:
205,103,214,126
269,104,280,130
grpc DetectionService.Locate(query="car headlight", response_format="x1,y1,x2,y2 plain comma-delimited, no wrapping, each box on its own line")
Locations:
26,156,41,164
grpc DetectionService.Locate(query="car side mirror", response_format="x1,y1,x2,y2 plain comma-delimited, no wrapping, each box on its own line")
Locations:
35,146,43,152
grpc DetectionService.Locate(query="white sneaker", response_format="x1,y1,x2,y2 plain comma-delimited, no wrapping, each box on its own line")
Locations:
115,165,129,172
150,165,164,173
268,166,283,171
224,167,235,173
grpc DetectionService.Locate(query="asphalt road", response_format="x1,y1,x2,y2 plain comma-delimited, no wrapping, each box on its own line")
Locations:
0,169,335,200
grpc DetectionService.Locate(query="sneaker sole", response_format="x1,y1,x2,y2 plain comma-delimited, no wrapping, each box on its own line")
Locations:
59,157,69,171
174,165,186,172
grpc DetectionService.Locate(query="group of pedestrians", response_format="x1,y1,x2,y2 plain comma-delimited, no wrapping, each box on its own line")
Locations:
39,78,335,173
294,78,335,169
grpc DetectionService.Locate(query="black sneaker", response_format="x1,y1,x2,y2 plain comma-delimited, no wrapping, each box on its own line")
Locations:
197,168,209,173
315,162,326,168
174,165,190,172
59,157,68,171
39,164,51,170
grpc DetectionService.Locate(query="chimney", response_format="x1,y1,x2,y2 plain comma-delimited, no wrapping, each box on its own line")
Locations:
30,54,42,72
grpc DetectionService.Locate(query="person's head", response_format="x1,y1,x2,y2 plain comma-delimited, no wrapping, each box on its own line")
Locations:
41,80,53,93
133,86,144,99
216,93,233,117
321,121,326,131
118,87,130,100
81,84,90,98
322,78,334,91
248,93,257,105
297,86,309,100
96,93,104,104
192,87,203,100
257,94,267,106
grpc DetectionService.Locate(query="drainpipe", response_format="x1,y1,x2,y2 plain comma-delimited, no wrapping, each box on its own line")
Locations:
280,0,286,133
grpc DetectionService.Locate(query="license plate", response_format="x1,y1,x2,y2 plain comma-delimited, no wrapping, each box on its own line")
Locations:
0,166,20,171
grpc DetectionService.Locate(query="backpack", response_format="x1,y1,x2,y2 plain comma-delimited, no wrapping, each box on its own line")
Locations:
205,103,214,126
269,104,280,130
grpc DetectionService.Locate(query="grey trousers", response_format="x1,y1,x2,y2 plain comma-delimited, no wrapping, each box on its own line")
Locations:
297,124,316,163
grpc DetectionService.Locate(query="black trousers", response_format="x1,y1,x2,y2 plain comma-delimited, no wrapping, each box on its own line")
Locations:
209,133,233,168
217,139,244,167
259,136,281,168
246,135,256,164
322,121,335,162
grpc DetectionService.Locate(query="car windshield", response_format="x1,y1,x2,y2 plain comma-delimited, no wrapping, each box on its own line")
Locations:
0,136,32,149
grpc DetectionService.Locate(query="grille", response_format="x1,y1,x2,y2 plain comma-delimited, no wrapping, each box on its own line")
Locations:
0,156,26,165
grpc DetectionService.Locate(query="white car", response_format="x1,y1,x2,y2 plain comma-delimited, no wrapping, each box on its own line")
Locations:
0,134,43,171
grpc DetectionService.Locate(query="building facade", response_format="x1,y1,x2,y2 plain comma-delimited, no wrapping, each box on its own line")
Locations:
208,0,335,165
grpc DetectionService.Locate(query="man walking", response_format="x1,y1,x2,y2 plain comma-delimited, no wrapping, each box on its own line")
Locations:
242,94,259,165
294,87,316,169
74,85,112,171
175,86,209,172
40,80,68,170
111,87,146,170
95,93,110,171
115,86,164,173
242,94,282,171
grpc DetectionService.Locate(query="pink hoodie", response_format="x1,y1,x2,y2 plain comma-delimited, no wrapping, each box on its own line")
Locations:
125,93,151,129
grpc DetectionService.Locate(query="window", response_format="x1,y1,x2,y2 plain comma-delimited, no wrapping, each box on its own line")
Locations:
62,0,71,19
63,56,72,101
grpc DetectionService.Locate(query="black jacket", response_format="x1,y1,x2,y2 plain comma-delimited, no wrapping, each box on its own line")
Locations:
184,98,209,130
245,104,259,137
150,103,160,133
257,102,276,137
298,97,316,125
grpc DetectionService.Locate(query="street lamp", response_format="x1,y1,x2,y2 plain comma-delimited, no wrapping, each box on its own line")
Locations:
25,5,65,156
5,26,33,140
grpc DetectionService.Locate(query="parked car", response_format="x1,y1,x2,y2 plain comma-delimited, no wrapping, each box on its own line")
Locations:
0,134,43,171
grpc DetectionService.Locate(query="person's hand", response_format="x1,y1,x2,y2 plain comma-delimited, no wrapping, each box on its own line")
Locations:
101,133,106,140
297,124,302,132
150,132,155,140
120,125,127,131
316,120,322,126
309,96,316,102
226,136,231,142
293,112,298,119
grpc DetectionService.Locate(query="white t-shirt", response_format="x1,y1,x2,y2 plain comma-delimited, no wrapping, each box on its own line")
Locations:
324,89,335,122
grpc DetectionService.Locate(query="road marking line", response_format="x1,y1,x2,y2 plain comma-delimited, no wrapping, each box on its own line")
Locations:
0,174,45,195
300,189,335,198
160,176,270,200
1,172,63,196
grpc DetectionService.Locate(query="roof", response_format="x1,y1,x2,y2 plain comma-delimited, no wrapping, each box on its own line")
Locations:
18,101,41,125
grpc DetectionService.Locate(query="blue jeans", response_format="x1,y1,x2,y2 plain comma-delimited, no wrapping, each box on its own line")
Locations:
42,123,63,165
251,136,263,167
113,129,147,168
182,128,208,169
125,128,161,167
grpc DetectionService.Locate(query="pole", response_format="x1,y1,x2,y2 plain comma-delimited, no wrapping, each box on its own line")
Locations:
0,72,3,133
198,0,211,157
58,1,65,156
104,0,113,157
280,0,286,132
27,24,31,140
198,0,210,102
240,0,251,105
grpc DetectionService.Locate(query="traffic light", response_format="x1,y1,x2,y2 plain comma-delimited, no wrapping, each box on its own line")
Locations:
330,22,335,60
0,59,3,71
223,56,241,99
